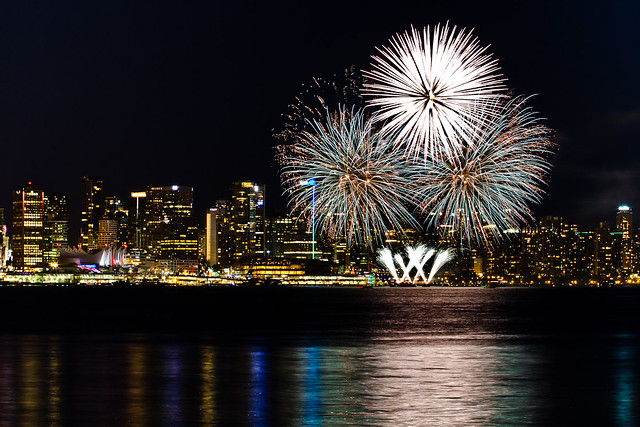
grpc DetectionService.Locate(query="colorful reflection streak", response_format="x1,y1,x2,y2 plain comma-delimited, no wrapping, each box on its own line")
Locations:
0,289,639,424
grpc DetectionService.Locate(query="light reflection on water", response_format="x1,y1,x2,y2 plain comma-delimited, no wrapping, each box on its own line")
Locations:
0,288,638,424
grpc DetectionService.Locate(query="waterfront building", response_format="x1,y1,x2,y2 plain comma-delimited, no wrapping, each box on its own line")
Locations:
80,176,104,251
43,192,69,267
12,183,45,271
231,256,305,277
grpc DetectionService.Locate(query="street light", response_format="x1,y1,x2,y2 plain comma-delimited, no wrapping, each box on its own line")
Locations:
300,178,316,260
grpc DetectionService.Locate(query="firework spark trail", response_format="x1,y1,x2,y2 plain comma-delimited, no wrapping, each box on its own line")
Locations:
279,107,421,248
363,23,506,158
394,253,413,282
274,66,364,145
403,245,426,283
428,248,456,283
377,246,454,284
377,248,400,283
415,248,435,284
416,95,553,247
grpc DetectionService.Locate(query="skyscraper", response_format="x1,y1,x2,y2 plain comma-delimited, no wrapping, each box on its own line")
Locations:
141,185,198,272
102,196,131,247
43,192,69,266
80,176,104,251
616,205,633,275
219,181,265,266
12,183,45,271
205,208,219,266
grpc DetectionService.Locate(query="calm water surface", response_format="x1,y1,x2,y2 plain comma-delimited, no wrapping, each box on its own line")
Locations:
0,287,639,425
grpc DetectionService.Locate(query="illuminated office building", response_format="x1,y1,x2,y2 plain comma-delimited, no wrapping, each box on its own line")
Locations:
267,215,314,259
43,193,69,266
12,183,45,271
218,181,265,266
80,176,104,251
141,186,198,271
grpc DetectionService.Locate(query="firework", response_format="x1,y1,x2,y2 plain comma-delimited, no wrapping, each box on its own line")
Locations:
274,66,364,145
363,23,506,158
376,245,454,284
428,248,455,283
416,96,553,247
279,107,420,248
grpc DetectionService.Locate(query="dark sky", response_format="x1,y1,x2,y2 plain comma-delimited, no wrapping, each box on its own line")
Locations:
1,1,639,231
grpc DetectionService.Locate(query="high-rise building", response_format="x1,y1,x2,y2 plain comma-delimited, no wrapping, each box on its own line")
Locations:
616,205,633,275
205,208,219,266
102,196,131,247
218,181,265,266
130,192,147,249
12,183,45,271
141,185,198,271
43,193,69,266
80,176,104,251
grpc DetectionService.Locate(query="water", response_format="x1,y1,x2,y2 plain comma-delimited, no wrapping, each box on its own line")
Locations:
0,287,639,425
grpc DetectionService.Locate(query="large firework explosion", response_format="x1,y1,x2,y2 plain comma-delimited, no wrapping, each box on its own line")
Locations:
278,107,420,248
363,23,506,159
415,96,553,247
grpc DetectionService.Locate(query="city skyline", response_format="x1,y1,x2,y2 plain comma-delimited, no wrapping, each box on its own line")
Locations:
5,176,640,286
1,2,639,225
4,176,639,245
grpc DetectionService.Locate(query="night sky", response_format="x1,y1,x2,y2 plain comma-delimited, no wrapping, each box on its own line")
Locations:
1,1,639,233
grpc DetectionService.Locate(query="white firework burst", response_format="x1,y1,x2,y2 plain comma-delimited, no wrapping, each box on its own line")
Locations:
279,107,420,248
363,23,506,158
416,96,553,247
